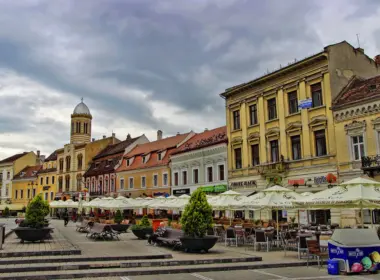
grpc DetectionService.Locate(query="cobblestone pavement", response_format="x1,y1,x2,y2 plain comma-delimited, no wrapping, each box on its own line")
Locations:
62,267,378,280
0,217,17,234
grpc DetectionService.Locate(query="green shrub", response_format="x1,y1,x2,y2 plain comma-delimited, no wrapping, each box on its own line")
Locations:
25,194,50,228
131,215,151,230
3,207,10,217
114,210,123,224
180,188,213,238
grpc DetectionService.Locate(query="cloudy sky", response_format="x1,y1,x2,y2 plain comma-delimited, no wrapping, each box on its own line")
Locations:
0,0,380,159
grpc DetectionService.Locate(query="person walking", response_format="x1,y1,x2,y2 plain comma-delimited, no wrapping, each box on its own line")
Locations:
63,209,69,227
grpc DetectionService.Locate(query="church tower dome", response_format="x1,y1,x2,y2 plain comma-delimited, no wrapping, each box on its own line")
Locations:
70,98,92,144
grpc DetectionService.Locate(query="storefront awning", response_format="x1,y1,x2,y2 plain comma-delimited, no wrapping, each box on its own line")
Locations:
200,184,228,193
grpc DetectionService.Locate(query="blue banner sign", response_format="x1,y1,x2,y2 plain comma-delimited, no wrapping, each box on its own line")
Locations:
298,98,312,109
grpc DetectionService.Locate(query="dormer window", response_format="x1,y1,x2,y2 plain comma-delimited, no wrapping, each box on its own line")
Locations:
369,84,377,91
95,163,99,169
126,159,130,166
142,156,146,163
20,172,26,177
158,153,162,161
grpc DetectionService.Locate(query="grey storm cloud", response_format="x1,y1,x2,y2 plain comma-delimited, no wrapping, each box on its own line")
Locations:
0,0,379,159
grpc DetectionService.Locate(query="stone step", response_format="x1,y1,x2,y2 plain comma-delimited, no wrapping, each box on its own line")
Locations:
0,261,316,280
0,257,262,273
0,254,173,265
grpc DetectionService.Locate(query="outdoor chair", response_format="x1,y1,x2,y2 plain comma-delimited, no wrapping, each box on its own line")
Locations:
298,235,310,259
225,227,237,247
306,239,328,268
254,230,270,252
213,226,225,242
234,227,246,245
282,231,298,256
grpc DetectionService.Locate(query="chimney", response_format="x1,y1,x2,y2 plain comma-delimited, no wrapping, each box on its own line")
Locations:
356,47,364,54
176,132,180,136
92,138,95,142
103,135,106,139
204,128,208,132
157,130,163,140
375,55,380,66
126,133,131,140
37,150,40,158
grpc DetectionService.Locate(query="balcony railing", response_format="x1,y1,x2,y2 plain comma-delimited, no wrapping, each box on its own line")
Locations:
361,155,380,169
257,161,289,175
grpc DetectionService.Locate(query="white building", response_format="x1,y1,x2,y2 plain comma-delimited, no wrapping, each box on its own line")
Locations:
170,127,228,196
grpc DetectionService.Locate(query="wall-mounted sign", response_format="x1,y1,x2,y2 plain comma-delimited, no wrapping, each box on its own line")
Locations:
298,98,312,109
43,186,50,191
230,180,257,189
288,179,305,185
173,188,190,196
314,176,327,185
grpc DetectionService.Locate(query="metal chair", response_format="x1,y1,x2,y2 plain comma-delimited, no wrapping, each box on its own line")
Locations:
225,227,237,247
254,230,269,252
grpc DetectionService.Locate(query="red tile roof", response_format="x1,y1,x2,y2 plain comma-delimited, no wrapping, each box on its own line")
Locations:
93,136,140,160
332,75,380,109
13,165,42,180
173,126,227,155
117,132,191,172
0,152,28,164
45,150,58,162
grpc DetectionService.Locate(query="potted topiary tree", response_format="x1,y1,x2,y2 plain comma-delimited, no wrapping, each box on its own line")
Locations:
180,188,218,253
14,194,52,243
111,209,129,233
131,215,153,239
3,206,10,217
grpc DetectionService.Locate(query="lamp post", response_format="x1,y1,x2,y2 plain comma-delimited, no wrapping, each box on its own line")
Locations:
27,181,38,203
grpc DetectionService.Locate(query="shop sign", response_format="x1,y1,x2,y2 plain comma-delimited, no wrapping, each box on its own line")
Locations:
214,184,227,193
153,192,169,197
288,179,305,185
314,176,328,185
230,180,257,189
201,186,215,192
173,188,190,196
298,98,312,109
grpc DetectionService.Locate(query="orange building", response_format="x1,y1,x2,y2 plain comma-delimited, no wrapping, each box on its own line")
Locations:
116,131,194,198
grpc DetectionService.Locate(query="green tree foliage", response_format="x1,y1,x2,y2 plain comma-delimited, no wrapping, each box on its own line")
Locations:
25,194,50,228
181,188,213,238
131,215,151,230
3,207,10,217
114,210,123,224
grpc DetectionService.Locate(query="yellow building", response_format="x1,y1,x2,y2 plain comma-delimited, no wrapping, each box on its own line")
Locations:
0,151,41,207
116,131,194,198
55,100,120,200
332,72,380,226
12,165,42,209
220,41,379,223
37,150,58,203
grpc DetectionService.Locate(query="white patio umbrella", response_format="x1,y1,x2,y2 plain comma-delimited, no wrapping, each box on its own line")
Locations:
297,176,380,226
300,192,314,197
85,197,101,208
61,199,79,208
50,200,65,208
243,185,303,239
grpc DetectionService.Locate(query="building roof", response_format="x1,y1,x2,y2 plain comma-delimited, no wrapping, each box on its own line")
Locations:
45,150,58,162
93,136,140,160
13,165,42,180
172,126,227,155
117,132,191,172
0,152,28,165
84,157,121,177
332,74,380,110
126,132,191,158
73,101,91,115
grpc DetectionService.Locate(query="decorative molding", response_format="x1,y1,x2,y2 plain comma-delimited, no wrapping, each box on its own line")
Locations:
265,127,280,138
231,136,243,145
372,117,380,130
344,120,366,135
309,115,328,127
286,121,302,133
248,132,260,140
334,102,380,122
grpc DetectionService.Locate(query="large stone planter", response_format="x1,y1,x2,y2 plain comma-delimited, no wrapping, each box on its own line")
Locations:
111,224,130,233
180,236,218,253
14,227,52,243
131,227,153,239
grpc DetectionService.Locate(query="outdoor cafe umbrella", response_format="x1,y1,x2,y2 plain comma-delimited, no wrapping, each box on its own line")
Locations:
297,176,380,226
243,185,302,239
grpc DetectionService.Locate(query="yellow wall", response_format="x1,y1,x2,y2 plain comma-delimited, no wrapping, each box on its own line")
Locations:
12,179,38,207
37,171,57,202
117,167,171,198
13,152,37,175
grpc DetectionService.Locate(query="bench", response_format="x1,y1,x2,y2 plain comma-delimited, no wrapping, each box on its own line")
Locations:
76,220,93,233
156,228,184,250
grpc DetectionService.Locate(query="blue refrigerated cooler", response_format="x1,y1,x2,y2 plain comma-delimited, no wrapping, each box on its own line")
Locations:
328,229,380,273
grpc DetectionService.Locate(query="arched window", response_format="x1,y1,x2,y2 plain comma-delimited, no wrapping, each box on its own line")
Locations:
58,176,63,192
99,178,103,194
59,158,64,171
110,176,115,192
65,156,71,171
105,177,109,194
77,154,83,170
76,122,81,133
65,175,70,191
71,122,74,134
76,174,82,191
84,123,88,134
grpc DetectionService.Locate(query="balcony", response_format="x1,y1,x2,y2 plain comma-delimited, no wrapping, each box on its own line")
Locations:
257,160,289,176
361,155,380,177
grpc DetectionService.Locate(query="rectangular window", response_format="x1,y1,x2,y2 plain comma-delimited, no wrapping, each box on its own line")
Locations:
352,135,365,160
52,176,55,184
249,104,258,125
40,177,43,185
50,192,54,201
120,178,125,189
44,192,48,200
311,83,323,107
315,129,327,156
163,173,168,186
291,135,302,160
21,190,24,199
141,176,146,188
207,166,213,182
129,178,134,189
174,172,179,186
15,190,18,199
270,140,279,162
33,189,36,198
288,91,298,114
193,169,199,184
267,98,277,120
27,189,30,199
233,110,240,130
158,153,162,161
5,187,8,196
182,171,187,185
235,148,242,169
251,144,260,166
46,177,49,185
6,172,10,180
153,174,158,187
218,165,225,181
